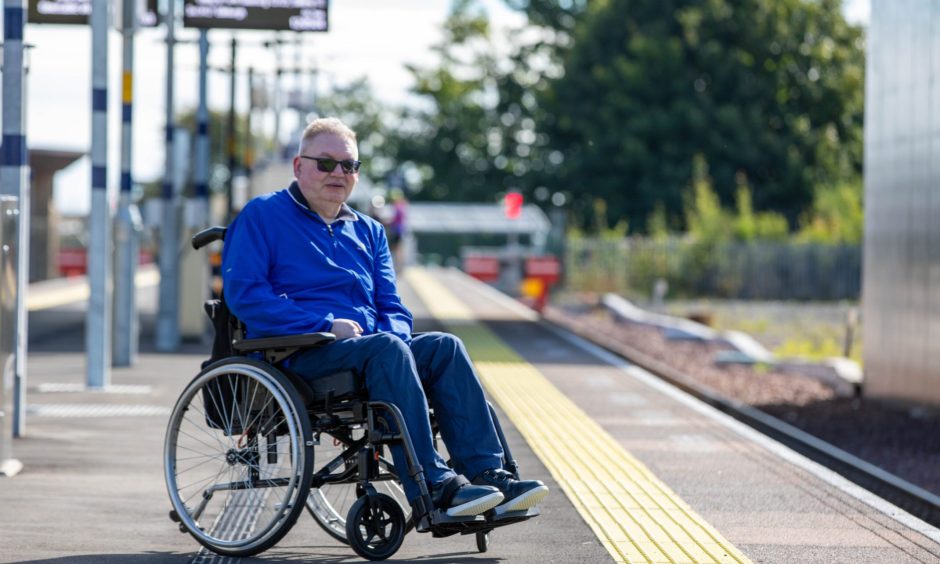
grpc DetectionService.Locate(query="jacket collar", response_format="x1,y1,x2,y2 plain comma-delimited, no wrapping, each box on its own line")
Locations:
287,181,358,223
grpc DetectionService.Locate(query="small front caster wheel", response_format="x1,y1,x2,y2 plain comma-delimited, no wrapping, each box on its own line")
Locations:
345,493,406,561
476,530,490,552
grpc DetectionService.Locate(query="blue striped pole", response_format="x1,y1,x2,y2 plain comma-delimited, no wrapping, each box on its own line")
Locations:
194,29,209,218
1,0,28,449
156,0,180,351
113,0,142,366
87,0,111,388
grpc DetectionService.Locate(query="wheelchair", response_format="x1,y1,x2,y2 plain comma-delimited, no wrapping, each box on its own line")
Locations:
163,226,538,560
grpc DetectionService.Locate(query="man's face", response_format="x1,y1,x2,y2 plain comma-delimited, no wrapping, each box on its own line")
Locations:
293,132,359,215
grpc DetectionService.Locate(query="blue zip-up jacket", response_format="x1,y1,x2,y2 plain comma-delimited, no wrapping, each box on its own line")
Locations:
221,182,414,343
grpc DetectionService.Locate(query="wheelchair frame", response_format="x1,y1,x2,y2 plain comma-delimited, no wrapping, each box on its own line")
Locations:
163,226,536,561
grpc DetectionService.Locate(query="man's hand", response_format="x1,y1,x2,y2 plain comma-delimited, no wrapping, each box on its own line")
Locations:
331,318,363,339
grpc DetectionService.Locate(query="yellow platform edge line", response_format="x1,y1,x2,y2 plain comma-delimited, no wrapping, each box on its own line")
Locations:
405,267,751,564
27,268,160,311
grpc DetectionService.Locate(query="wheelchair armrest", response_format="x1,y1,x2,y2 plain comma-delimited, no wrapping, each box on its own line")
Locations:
232,332,336,353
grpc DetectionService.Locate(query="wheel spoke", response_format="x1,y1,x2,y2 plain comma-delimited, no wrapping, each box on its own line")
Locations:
167,363,312,556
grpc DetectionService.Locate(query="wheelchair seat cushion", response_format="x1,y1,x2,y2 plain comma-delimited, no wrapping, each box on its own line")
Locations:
283,368,363,408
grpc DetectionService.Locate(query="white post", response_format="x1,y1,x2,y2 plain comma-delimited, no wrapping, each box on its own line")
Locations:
114,0,142,366
1,0,29,467
87,0,112,388
156,0,180,351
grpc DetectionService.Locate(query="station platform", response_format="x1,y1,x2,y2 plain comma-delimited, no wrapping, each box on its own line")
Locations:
2,266,939,563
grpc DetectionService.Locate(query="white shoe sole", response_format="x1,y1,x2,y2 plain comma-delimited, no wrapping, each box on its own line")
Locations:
446,491,505,517
499,485,549,512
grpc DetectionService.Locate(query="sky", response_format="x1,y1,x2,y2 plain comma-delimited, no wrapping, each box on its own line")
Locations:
17,0,525,215
13,0,868,216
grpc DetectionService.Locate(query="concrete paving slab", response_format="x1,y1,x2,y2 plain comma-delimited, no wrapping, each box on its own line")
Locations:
1,273,608,564
430,267,940,564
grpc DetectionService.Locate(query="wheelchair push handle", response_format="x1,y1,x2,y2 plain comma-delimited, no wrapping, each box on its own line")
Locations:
192,226,227,250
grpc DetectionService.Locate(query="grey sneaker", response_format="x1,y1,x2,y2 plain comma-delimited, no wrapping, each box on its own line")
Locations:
471,468,549,512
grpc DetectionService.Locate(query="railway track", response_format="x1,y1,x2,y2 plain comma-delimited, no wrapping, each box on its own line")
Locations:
542,307,940,529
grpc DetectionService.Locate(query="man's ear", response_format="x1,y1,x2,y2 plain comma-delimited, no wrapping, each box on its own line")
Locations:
292,156,302,178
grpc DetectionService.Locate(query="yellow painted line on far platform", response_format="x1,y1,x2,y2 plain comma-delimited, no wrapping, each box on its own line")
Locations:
27,268,160,311
405,267,750,564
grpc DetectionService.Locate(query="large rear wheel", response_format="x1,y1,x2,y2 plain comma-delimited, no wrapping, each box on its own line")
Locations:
164,359,313,557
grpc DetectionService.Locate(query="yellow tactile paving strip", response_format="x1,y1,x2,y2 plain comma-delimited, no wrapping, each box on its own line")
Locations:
405,267,750,564
26,268,159,311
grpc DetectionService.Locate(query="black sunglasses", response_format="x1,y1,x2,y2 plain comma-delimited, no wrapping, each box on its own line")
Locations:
300,155,362,174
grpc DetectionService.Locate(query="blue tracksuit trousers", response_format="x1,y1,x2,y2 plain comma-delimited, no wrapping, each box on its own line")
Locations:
289,331,505,502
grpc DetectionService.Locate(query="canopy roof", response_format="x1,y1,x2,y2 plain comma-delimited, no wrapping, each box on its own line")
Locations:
407,203,551,235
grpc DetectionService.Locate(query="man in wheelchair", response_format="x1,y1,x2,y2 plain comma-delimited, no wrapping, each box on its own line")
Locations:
221,118,549,523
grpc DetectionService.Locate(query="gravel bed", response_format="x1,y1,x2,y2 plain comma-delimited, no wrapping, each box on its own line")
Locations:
546,301,940,498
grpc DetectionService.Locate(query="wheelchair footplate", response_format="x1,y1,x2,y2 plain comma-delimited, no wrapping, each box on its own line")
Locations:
423,505,540,538
489,504,540,524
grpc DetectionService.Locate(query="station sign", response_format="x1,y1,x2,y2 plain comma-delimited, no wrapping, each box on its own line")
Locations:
28,0,158,26
183,0,329,31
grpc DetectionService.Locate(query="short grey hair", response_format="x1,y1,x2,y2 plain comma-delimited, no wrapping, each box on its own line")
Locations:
298,117,357,155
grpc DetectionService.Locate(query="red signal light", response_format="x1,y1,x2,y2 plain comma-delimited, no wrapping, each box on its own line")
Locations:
504,192,523,219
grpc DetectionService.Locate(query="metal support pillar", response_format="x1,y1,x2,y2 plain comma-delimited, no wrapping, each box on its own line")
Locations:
271,33,282,159
225,36,237,224
0,197,21,476
114,0,142,366
246,67,254,178
87,0,111,388
156,0,180,351
1,0,28,468
195,30,210,224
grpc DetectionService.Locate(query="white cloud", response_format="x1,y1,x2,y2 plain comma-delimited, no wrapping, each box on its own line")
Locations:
843,0,870,26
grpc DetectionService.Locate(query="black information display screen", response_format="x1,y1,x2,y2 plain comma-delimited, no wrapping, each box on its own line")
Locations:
28,0,88,24
29,0,158,26
183,0,328,31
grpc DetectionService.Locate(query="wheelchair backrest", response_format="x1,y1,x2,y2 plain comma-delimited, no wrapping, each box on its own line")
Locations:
192,224,363,433
194,226,244,433
193,226,242,370
202,296,241,370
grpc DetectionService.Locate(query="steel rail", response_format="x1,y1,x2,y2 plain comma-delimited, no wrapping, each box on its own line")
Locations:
541,308,940,529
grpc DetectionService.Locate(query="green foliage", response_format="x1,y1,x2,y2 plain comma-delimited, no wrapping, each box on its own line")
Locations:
682,156,789,244
379,0,574,209
775,333,862,364
290,0,864,243
386,0,517,203
795,180,863,244
647,203,670,241
312,79,398,184
502,0,586,34
684,156,729,244
672,155,798,297
732,178,789,242
539,0,865,232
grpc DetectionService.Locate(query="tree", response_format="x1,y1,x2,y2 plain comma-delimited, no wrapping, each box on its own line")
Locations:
539,0,865,231
387,1,505,202
795,180,863,243
389,0,560,204
312,78,398,184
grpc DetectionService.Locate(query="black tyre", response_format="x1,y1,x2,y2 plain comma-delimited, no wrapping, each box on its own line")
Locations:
476,530,490,552
164,358,313,557
305,429,409,544
345,493,406,561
